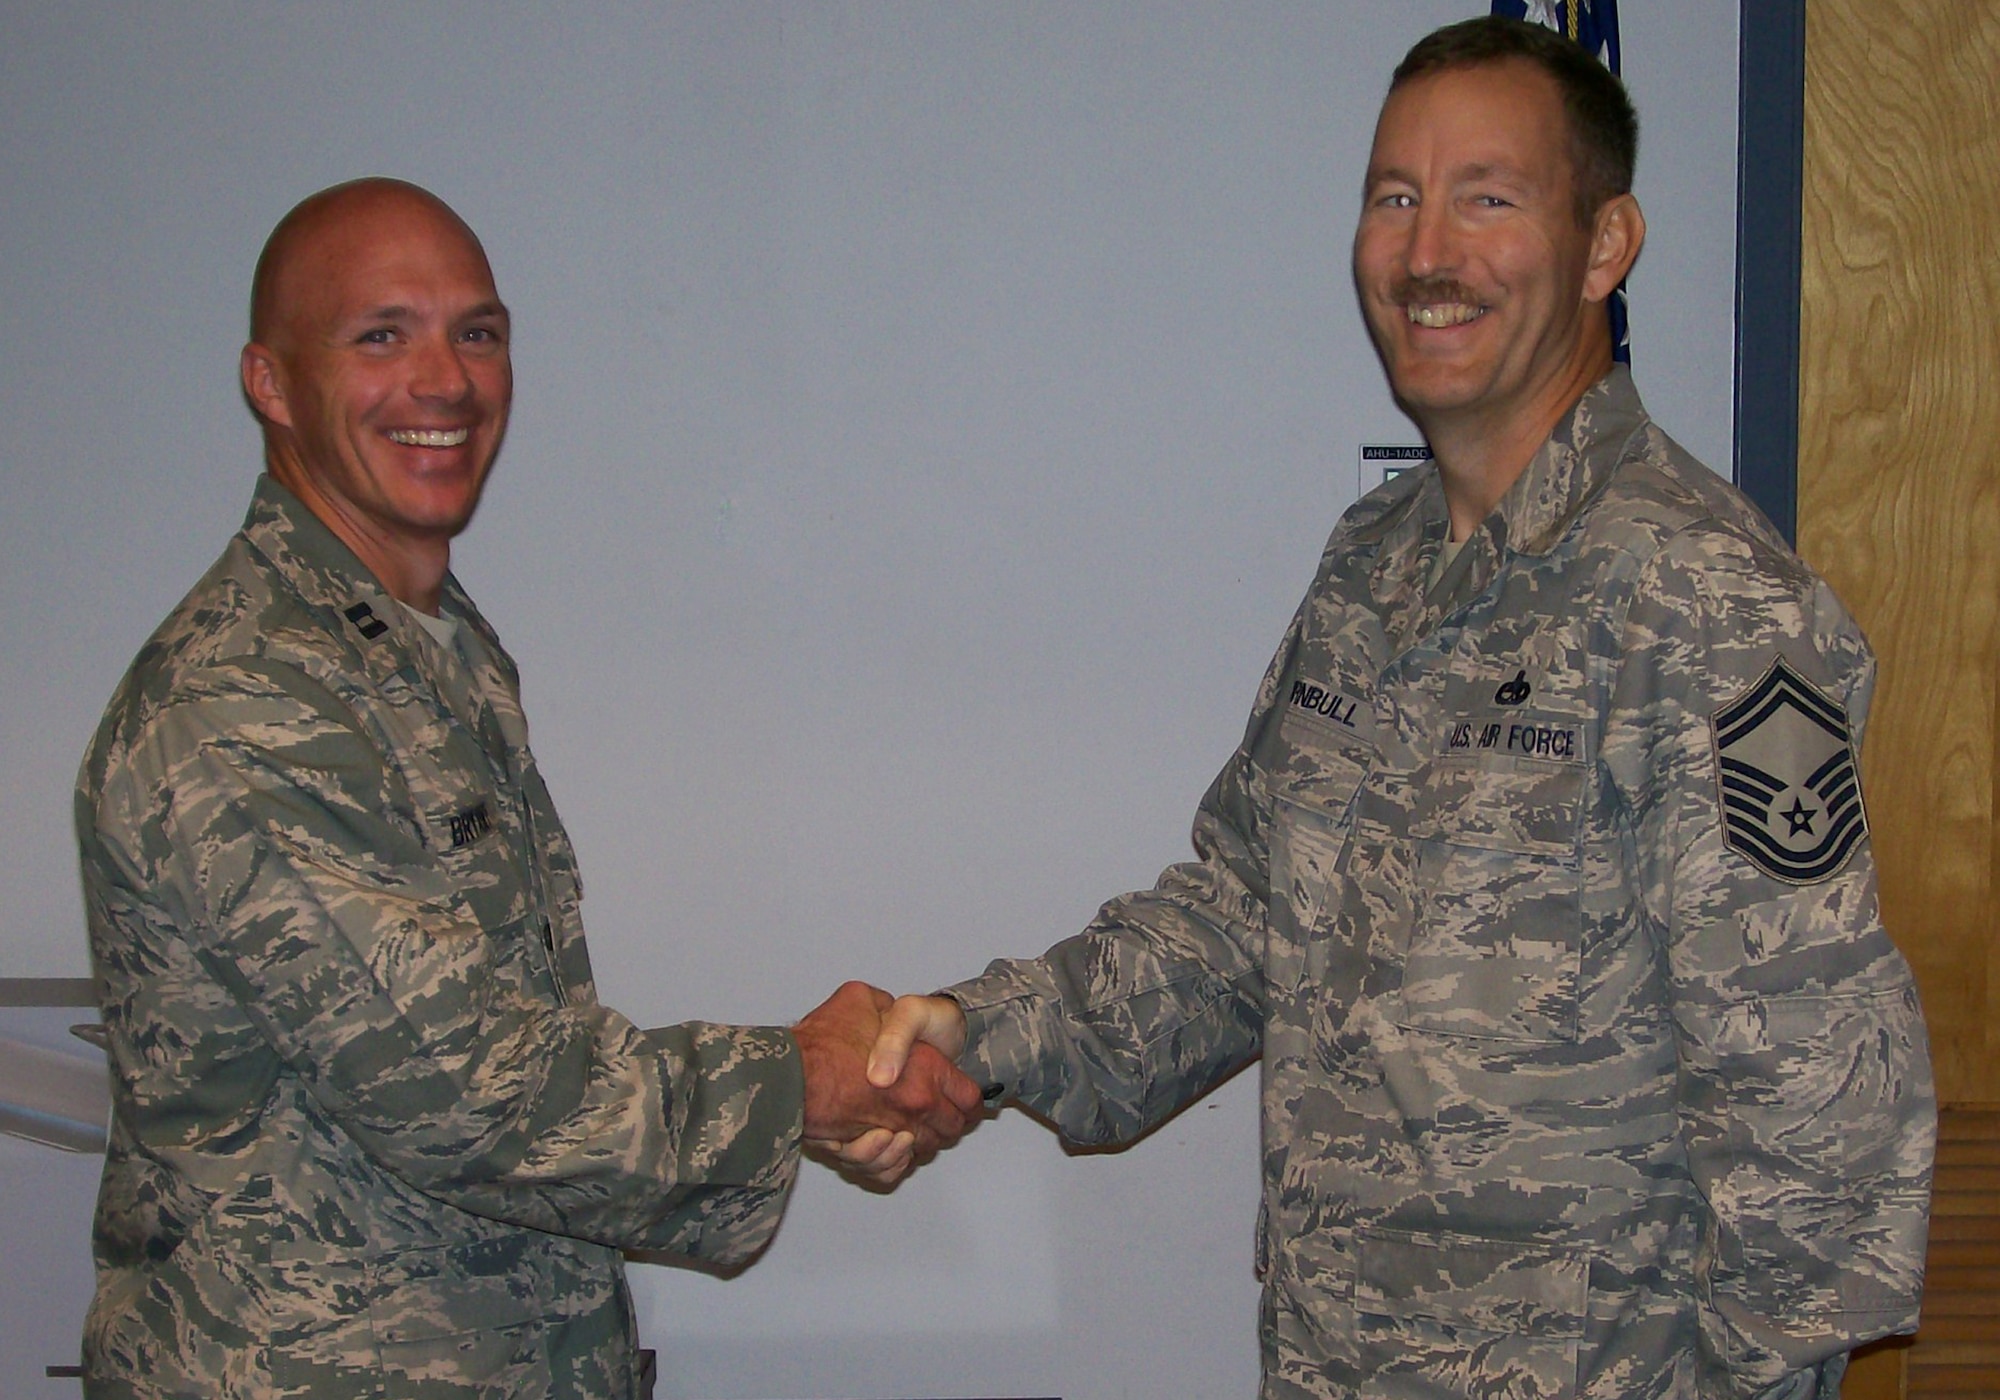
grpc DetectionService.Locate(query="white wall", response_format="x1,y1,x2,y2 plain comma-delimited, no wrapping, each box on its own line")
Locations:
0,3,1739,1396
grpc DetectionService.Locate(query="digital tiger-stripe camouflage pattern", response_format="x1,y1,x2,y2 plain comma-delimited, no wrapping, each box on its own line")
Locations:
76,475,804,1398
949,368,1934,1400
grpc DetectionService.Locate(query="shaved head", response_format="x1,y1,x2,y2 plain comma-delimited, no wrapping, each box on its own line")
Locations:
249,178,491,347
239,177,512,611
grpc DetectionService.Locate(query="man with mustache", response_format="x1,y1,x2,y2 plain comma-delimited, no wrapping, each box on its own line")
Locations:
73,177,981,1398
859,17,1934,1399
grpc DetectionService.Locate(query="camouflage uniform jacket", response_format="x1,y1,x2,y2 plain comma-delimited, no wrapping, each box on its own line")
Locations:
75,476,803,1399
948,369,1935,1400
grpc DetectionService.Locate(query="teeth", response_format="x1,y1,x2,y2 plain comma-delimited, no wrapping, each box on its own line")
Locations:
388,428,469,447
1406,303,1483,328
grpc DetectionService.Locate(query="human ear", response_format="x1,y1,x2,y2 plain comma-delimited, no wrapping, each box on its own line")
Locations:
1583,194,1646,303
239,342,295,428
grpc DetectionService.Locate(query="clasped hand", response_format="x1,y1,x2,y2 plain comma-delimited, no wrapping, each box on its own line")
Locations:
793,982,978,1184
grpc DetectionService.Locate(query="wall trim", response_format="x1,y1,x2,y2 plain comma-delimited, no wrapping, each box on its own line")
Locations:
1733,0,1807,542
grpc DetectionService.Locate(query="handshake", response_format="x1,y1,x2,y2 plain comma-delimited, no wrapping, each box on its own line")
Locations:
791,981,982,1185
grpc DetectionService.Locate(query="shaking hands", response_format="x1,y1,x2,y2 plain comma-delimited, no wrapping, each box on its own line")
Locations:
792,983,978,1186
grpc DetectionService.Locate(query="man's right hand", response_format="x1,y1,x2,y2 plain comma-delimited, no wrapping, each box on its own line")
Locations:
821,993,974,1184
793,983,981,1185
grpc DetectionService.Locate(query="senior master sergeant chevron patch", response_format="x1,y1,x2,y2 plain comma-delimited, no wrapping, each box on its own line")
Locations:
1710,656,1868,884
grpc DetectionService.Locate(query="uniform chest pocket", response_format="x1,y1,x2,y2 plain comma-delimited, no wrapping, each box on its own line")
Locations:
1265,718,1373,994
420,784,535,937
1401,758,1584,1044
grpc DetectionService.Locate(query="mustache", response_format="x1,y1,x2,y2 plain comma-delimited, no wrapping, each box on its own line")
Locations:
1391,277,1482,307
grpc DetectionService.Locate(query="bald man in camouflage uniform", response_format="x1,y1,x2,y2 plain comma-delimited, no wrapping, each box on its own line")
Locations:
74,178,979,1398
860,19,1934,1400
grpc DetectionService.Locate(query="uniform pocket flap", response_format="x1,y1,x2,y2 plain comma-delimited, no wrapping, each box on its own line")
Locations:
1265,731,1371,821
1353,1229,1587,1339
1412,756,1584,855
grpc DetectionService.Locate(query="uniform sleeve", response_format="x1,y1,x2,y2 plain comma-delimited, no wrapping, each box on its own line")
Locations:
1602,526,1934,1398
944,621,1296,1146
89,657,802,1264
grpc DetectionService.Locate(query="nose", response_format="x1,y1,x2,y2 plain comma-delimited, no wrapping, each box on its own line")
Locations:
408,332,474,403
1403,198,1457,281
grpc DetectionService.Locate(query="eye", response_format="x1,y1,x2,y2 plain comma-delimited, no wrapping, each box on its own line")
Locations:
355,326,397,346
458,321,509,350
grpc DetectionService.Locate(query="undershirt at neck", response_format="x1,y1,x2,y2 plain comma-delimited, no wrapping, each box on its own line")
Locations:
1430,533,1469,591
399,601,461,654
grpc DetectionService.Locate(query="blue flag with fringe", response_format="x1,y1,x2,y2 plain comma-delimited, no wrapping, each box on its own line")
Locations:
1491,0,1629,363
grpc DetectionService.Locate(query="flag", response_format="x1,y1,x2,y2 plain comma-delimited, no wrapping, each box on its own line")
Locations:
1491,1,1620,73
1491,0,1630,363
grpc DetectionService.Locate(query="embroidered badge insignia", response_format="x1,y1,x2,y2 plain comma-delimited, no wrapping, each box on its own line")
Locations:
1710,657,1867,883
1494,669,1532,706
343,601,389,639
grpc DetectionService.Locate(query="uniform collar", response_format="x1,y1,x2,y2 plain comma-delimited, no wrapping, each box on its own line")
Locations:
1352,366,1648,559
1348,367,1650,652
239,475,526,759
242,474,392,633
239,474,463,686
1492,363,1649,559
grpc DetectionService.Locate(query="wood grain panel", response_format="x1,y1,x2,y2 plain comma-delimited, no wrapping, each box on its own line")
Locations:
1800,5,2000,1396
1798,1,2000,1104
1849,1107,2000,1398
1907,1109,2000,1399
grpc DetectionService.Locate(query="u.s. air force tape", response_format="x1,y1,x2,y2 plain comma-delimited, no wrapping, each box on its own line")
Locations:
1710,656,1867,884
1445,717,1582,762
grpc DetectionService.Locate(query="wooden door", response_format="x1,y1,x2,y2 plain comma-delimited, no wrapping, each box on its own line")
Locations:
1797,1,2000,1394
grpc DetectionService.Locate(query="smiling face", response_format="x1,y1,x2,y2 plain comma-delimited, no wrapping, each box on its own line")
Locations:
1353,59,1633,452
242,183,511,598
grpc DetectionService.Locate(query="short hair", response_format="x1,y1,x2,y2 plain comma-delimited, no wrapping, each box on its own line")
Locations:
1392,16,1637,227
